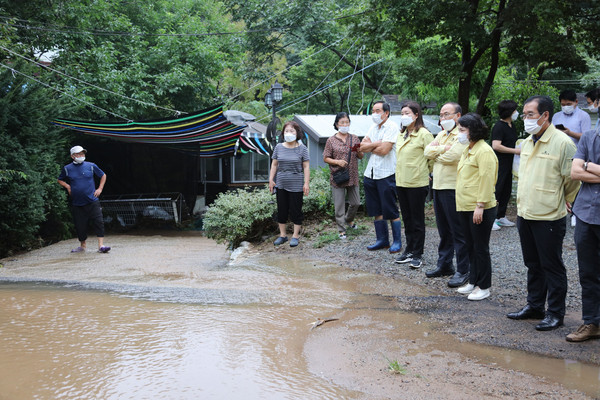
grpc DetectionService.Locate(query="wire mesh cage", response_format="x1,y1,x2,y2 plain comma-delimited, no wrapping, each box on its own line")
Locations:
100,193,185,227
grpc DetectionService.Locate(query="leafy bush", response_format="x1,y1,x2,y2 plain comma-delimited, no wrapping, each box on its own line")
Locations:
0,63,73,257
203,186,277,248
486,67,560,138
303,167,334,218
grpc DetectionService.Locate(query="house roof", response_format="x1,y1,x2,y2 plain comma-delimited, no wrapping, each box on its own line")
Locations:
295,114,443,144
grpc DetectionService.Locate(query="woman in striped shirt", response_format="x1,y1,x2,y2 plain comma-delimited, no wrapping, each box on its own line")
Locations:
269,121,310,247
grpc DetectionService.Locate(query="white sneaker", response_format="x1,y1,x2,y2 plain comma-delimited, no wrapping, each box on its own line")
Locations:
468,287,490,301
496,217,515,227
571,215,577,227
457,283,475,294
491,222,501,231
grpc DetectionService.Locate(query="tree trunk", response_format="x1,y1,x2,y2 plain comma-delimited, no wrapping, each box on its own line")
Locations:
476,0,506,116
458,39,473,113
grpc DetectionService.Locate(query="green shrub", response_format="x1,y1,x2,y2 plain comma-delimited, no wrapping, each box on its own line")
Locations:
204,166,358,247
203,186,277,248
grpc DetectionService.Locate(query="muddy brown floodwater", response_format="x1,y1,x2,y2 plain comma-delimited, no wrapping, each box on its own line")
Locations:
0,233,598,399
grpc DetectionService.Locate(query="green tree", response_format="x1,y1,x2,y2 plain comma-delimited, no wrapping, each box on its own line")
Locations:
364,0,600,114
0,61,73,257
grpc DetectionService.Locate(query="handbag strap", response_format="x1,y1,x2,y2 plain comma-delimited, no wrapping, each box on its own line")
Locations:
345,136,353,164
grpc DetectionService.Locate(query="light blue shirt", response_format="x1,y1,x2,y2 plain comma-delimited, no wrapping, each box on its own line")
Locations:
552,107,592,146
573,127,600,225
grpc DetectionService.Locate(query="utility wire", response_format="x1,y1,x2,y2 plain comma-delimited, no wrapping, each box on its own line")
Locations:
0,63,129,120
0,45,183,115
228,34,348,103
0,11,369,38
255,59,384,123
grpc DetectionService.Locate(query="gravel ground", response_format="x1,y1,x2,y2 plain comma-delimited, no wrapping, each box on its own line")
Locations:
275,205,600,365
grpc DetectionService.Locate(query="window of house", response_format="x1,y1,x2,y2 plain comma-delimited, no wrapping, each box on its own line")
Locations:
204,158,222,183
232,153,270,183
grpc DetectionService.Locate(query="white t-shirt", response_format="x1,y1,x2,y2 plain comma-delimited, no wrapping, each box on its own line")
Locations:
363,119,400,180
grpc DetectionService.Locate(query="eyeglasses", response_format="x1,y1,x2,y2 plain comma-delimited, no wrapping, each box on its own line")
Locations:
439,112,456,119
521,113,540,120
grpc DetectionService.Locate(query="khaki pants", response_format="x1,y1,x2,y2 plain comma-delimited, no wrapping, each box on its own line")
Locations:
332,185,360,232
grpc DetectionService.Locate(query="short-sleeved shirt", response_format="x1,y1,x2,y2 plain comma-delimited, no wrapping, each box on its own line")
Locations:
573,127,600,225
363,119,399,180
552,107,592,146
272,143,309,192
491,120,517,165
58,161,105,206
323,133,360,188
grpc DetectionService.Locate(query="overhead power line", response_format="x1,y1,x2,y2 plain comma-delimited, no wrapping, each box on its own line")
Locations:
0,11,369,38
0,63,129,120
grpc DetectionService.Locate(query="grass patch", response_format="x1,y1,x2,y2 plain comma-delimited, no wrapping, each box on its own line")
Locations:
312,232,339,248
386,358,408,375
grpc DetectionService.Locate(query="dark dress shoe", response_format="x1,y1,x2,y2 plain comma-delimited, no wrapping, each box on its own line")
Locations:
535,315,564,331
447,272,469,288
425,266,455,278
506,305,545,320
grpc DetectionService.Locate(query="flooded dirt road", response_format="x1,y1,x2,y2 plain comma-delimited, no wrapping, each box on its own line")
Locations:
0,233,598,399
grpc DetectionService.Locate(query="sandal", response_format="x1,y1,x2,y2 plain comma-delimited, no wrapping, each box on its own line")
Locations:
339,232,347,239
71,246,85,253
98,246,111,253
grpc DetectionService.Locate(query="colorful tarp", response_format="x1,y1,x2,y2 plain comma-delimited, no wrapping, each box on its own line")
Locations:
235,133,272,156
52,104,245,158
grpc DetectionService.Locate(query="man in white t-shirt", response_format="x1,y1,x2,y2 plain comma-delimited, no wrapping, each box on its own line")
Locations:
360,101,402,253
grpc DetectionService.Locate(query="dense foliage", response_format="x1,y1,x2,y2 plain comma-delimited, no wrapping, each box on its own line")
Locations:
0,62,73,257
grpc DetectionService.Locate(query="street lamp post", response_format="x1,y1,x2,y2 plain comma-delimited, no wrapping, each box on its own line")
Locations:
265,80,283,149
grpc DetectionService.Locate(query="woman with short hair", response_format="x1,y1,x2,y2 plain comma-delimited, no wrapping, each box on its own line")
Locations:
323,112,363,239
269,121,310,247
455,113,498,301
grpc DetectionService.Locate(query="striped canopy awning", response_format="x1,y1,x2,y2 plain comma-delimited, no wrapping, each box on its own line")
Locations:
235,133,272,156
52,104,245,158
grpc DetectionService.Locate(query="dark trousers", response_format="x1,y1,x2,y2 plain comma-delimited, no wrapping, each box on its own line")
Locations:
72,201,105,242
364,175,399,220
458,207,497,290
433,189,469,274
397,186,428,257
574,218,600,325
495,160,512,219
517,216,567,318
276,189,304,225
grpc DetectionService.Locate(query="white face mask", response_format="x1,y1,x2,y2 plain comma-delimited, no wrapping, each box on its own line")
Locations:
561,105,575,115
511,111,519,121
440,118,455,132
73,156,85,164
372,113,383,125
338,126,350,133
284,134,297,143
457,132,469,144
588,105,599,113
524,116,543,136
400,115,414,127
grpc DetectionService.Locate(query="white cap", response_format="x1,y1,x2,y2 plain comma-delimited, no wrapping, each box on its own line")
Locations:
70,145,87,155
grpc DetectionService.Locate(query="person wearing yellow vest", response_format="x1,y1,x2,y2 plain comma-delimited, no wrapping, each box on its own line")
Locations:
424,102,470,288
453,113,498,301
507,95,580,331
394,101,434,269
